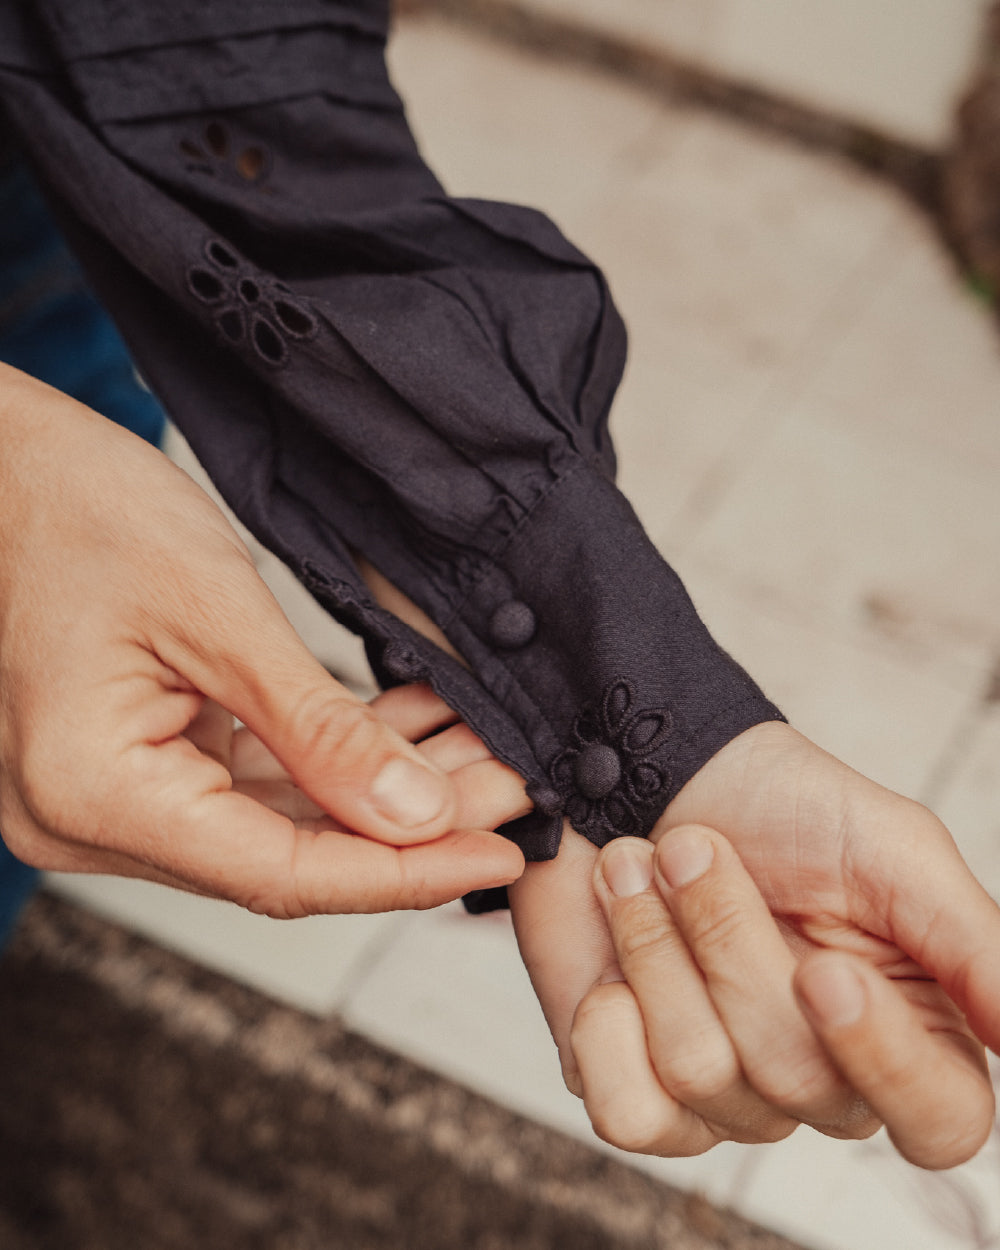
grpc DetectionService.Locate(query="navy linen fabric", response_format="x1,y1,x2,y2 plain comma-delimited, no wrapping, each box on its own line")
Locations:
0,1,784,891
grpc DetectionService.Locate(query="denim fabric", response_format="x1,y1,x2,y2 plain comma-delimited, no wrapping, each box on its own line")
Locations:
0,159,166,444
0,155,166,948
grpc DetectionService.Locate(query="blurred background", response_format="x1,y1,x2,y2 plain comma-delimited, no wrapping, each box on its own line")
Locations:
5,2,1000,1247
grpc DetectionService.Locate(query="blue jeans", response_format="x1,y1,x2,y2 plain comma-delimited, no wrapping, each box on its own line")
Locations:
0,157,166,948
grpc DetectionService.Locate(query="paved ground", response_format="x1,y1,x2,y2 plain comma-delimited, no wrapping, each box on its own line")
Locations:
0,895,807,1250
48,12,1000,1250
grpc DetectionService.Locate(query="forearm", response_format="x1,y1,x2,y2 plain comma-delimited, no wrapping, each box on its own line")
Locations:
0,1,782,873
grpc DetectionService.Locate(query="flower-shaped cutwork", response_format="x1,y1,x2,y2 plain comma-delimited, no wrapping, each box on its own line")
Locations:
550,680,672,839
186,238,317,368
179,119,272,191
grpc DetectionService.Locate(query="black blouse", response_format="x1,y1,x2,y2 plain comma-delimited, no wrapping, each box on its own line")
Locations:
0,0,783,903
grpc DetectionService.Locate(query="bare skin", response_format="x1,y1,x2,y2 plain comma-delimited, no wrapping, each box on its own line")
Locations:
0,364,527,915
512,727,1000,1169
358,531,1000,1170
11,358,996,1167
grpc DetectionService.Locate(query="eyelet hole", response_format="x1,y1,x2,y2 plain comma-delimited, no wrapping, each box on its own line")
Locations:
218,309,244,341
252,318,286,365
274,299,316,338
206,240,239,269
189,268,224,302
238,278,261,305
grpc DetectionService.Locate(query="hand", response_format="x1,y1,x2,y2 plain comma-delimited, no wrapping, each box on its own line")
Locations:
185,682,531,912
0,365,527,914
511,722,1000,1169
577,825,990,1167
343,509,998,1165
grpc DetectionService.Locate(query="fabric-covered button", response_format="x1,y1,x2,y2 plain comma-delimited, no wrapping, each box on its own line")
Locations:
383,643,425,682
550,680,674,842
573,743,622,801
489,600,536,648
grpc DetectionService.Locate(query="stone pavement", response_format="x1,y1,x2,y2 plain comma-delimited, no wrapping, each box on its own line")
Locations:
50,12,1000,1250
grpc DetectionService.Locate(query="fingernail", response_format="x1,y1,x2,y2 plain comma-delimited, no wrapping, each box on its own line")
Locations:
658,827,714,888
602,839,653,898
370,757,448,827
598,963,626,985
800,960,865,1028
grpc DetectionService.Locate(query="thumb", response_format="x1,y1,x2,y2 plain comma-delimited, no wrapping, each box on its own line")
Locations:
155,560,457,846
880,814,1000,1055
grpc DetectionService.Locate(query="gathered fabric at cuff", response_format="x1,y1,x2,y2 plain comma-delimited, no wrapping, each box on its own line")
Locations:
0,0,784,877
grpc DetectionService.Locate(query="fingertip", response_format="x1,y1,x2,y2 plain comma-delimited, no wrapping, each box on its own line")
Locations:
496,841,527,885
369,682,460,738
457,827,526,885
795,952,995,1169
449,757,533,830
888,1080,996,1171
654,824,718,890
597,837,654,901
951,943,1000,1056
367,754,456,842
380,827,526,911
563,1066,584,1098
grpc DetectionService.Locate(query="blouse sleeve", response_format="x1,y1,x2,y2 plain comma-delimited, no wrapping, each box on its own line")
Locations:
0,0,784,885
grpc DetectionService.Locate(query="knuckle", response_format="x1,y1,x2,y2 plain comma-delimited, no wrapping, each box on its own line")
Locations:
661,1043,741,1106
843,1110,883,1142
589,1098,720,1159
613,903,684,969
680,893,746,955
149,550,251,655
440,723,489,759
819,1106,882,1142
241,829,340,920
289,687,381,771
590,1104,672,1156
730,1112,798,1146
747,1048,842,1120
570,983,623,1044
238,839,312,919
384,854,436,912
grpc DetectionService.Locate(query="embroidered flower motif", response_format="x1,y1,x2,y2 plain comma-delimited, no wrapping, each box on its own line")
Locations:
550,680,672,839
186,239,317,367
179,120,272,191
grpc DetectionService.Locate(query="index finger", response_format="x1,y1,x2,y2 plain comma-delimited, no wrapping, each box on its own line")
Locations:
854,803,1000,1056
795,951,994,1169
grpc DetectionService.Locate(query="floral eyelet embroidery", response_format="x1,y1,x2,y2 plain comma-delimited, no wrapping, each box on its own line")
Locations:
178,120,273,192
550,680,672,840
186,239,318,368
